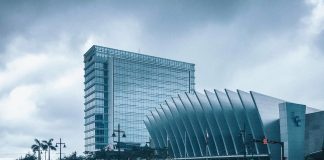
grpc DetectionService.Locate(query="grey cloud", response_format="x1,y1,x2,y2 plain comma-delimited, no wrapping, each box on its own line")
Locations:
314,30,324,52
0,0,324,159
235,0,310,33
0,0,253,53
37,87,84,123
0,0,311,59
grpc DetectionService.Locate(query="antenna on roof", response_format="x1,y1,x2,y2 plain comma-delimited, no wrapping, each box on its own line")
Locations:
138,48,141,53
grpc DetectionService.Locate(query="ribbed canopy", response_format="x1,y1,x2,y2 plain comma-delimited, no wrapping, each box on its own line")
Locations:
144,89,286,159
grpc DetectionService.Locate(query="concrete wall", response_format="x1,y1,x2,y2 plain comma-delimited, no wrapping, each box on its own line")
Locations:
279,102,306,160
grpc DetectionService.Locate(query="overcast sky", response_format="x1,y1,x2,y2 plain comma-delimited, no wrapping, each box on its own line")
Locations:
0,0,324,159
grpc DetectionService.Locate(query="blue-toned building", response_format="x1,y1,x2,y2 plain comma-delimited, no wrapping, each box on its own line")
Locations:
84,45,195,151
145,89,324,160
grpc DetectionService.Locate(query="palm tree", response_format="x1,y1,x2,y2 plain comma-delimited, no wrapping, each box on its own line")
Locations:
41,143,48,160
42,139,56,160
31,139,42,160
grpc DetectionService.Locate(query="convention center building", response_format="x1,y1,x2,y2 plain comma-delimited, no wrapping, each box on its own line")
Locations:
144,89,324,160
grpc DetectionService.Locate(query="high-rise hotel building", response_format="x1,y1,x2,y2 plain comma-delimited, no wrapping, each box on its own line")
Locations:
84,45,195,151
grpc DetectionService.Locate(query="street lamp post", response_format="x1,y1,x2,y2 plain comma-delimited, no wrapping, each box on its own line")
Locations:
239,123,255,160
166,134,170,159
240,124,248,159
112,123,126,160
55,138,66,160
184,131,187,159
145,140,152,160
205,129,209,160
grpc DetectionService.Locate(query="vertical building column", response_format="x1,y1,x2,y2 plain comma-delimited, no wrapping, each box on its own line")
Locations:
188,65,195,93
279,102,306,160
188,71,191,93
108,57,114,145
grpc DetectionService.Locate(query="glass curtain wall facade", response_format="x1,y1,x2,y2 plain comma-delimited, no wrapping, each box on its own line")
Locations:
84,45,195,151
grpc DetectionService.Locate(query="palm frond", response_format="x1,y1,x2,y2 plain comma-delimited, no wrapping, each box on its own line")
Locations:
49,146,57,150
31,144,38,149
31,144,39,152
41,143,48,150
34,139,41,145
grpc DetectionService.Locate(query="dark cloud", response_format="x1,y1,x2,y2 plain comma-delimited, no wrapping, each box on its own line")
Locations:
0,1,259,51
0,0,312,58
0,0,324,159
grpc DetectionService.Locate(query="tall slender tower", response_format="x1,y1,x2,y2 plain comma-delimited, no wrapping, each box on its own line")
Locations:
84,45,195,151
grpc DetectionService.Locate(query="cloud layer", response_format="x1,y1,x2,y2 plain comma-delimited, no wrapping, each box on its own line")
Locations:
0,0,324,159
